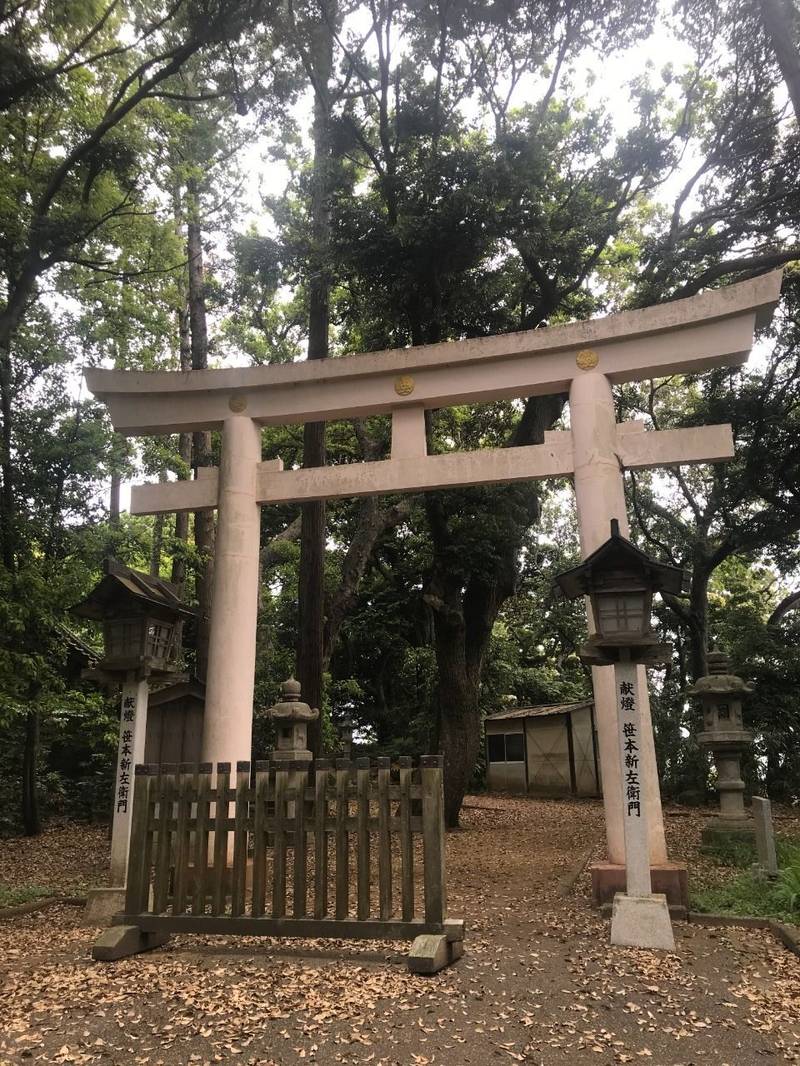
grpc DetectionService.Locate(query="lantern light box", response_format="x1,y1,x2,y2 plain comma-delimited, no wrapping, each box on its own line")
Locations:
71,558,196,679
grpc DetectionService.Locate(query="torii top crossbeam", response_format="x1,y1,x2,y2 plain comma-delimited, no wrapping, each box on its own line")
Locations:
86,271,781,435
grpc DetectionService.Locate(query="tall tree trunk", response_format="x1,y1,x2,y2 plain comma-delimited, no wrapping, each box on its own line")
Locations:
0,346,15,571
172,427,193,590
171,309,193,588
322,498,411,667
109,474,121,527
759,0,800,120
3,272,42,833
21,709,41,836
186,175,215,680
298,11,333,752
171,174,193,590
687,562,711,682
426,395,564,827
431,587,484,829
150,480,165,578
0,260,39,362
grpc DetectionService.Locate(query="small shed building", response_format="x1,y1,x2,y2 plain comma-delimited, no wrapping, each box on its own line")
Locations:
144,680,205,765
485,701,601,797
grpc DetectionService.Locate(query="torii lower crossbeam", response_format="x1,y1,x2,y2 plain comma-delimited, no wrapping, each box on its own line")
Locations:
129,420,734,514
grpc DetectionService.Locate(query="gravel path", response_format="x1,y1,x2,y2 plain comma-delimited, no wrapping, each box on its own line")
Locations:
1,797,799,1065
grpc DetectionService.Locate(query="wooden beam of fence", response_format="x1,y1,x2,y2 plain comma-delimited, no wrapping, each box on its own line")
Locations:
252,762,269,918
192,764,212,915
377,757,392,922
232,761,250,917
314,760,331,920
399,756,414,921
272,767,288,918
125,766,152,914
356,758,371,921
153,764,177,913
293,764,308,919
421,755,446,926
211,763,230,915
335,761,350,920
173,762,193,914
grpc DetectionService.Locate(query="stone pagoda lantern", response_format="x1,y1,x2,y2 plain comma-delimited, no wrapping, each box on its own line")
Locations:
554,519,688,950
688,648,754,848
266,678,319,818
267,678,319,763
70,558,195,920
337,711,356,759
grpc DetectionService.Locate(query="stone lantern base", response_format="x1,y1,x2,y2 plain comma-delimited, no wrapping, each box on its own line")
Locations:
700,818,756,854
610,892,675,951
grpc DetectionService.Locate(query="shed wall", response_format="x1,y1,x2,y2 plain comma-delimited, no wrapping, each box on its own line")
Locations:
571,705,600,795
145,700,203,765
485,721,527,794
525,716,571,794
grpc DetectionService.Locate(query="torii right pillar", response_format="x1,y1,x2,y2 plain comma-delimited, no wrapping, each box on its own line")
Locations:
571,367,686,910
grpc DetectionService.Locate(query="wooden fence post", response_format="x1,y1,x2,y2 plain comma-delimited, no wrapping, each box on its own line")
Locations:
211,763,231,915
173,763,194,914
125,765,153,915
251,762,270,918
335,760,351,920
356,757,371,921
314,759,331,919
192,763,213,915
293,764,308,918
420,755,446,926
377,757,392,921
272,765,288,918
398,756,414,922
153,764,177,913
231,761,250,917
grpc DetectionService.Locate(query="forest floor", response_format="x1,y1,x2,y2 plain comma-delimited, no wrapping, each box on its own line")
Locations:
2,796,800,1066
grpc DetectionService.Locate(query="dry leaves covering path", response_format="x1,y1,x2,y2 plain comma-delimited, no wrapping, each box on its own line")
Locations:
2,797,800,1066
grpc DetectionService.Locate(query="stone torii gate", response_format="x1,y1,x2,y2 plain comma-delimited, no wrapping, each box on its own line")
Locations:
85,270,781,899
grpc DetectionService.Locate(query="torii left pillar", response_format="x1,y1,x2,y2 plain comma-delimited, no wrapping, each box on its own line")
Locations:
202,413,262,767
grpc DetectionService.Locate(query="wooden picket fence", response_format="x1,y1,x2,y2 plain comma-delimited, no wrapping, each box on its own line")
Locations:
119,755,456,944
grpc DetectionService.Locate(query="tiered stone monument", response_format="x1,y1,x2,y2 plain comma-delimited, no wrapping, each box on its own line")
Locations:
689,648,755,850
266,678,319,816
267,677,319,762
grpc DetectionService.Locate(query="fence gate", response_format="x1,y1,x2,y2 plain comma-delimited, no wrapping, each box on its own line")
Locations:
93,755,464,973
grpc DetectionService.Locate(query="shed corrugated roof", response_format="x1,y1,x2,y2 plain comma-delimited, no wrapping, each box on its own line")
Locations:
486,700,593,722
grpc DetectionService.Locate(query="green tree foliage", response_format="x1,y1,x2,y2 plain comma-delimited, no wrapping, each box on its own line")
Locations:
3,0,800,836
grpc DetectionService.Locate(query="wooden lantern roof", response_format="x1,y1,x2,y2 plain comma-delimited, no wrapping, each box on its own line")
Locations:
70,558,196,623
554,519,690,602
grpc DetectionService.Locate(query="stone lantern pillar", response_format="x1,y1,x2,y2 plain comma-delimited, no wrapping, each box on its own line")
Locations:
266,678,319,815
338,713,355,759
554,519,686,950
688,649,755,849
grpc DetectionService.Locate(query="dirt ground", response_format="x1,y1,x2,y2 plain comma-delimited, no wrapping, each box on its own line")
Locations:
2,796,800,1066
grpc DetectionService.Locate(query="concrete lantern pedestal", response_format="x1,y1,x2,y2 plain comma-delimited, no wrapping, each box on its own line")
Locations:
688,650,755,853
610,892,676,951
265,678,319,816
